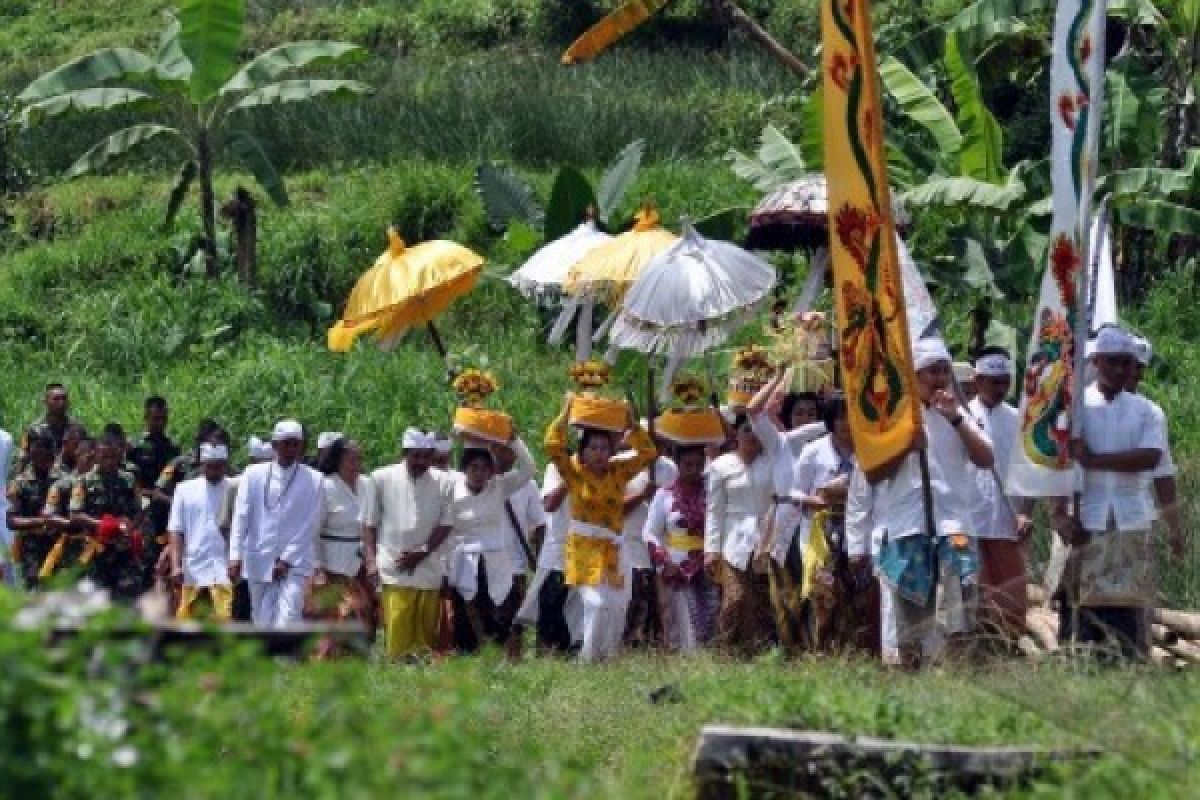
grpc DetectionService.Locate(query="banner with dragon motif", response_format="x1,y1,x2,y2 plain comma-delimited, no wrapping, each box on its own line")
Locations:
1008,0,1106,497
820,0,920,477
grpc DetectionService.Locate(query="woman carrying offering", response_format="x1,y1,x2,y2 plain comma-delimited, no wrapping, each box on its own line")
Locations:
545,362,656,662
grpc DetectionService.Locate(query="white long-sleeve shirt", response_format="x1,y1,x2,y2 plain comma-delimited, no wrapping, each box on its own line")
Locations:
1077,384,1164,532
538,463,570,572
448,439,535,553
705,413,793,569
318,474,371,576
622,457,678,570
229,460,324,582
168,475,233,587
968,397,1019,540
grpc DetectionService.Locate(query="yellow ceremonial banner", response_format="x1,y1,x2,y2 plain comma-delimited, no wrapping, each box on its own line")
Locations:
821,0,920,477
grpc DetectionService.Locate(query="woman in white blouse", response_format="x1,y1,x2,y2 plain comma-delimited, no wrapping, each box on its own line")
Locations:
705,381,794,655
313,437,376,653
446,436,535,656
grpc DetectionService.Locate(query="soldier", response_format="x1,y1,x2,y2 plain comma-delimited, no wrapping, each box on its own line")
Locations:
6,434,60,588
70,432,143,601
129,396,181,493
41,437,97,580
54,423,88,476
18,383,78,469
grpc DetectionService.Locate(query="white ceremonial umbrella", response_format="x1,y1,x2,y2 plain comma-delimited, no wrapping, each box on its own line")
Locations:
610,219,776,359
507,220,612,357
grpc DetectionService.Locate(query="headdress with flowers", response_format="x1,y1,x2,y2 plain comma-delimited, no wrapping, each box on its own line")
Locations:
453,368,500,408
568,360,612,390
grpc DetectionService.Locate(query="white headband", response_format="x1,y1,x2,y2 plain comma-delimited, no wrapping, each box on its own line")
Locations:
913,337,951,371
952,362,975,383
434,437,453,455
247,437,274,461
1132,336,1152,367
199,443,229,463
1093,326,1135,357
272,419,304,442
974,353,1011,377
317,431,343,449
402,427,437,450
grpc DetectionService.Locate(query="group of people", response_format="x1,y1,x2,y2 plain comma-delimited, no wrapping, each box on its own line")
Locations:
0,323,1181,665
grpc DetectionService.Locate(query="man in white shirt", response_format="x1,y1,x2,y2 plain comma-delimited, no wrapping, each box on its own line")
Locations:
168,443,235,621
363,428,455,660
514,463,572,653
1056,327,1164,658
622,450,677,648
968,348,1034,639
871,337,994,667
494,442,546,657
1129,336,1184,558
229,420,324,629
0,424,13,586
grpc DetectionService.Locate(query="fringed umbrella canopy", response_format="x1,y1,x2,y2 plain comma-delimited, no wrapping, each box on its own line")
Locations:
328,227,483,352
609,220,776,358
507,220,612,297
746,174,911,251
564,208,677,301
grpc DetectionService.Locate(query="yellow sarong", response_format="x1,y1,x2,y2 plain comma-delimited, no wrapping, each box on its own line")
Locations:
801,512,834,599
177,585,234,622
381,586,440,659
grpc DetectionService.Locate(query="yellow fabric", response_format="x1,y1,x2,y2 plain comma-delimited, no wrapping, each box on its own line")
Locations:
821,0,920,476
328,228,484,352
657,408,725,446
564,533,624,588
568,393,629,433
544,406,657,534
176,585,233,622
452,407,513,443
564,211,677,301
801,511,834,599
561,0,672,64
667,532,704,552
39,533,96,578
381,585,441,659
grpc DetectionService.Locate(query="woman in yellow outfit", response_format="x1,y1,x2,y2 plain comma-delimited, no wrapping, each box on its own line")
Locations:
545,392,656,662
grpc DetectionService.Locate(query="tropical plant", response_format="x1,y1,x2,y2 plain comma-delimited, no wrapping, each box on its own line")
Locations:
16,0,370,277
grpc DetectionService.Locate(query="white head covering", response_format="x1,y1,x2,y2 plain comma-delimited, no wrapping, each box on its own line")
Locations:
247,436,274,461
317,431,343,450
198,443,229,463
913,337,952,371
433,435,453,456
974,352,1012,377
402,427,437,451
952,362,976,384
1132,335,1153,367
1092,326,1135,357
271,419,304,442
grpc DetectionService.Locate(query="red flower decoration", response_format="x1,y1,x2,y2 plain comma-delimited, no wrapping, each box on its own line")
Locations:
835,204,879,269
830,52,859,92
1049,234,1080,307
1058,93,1077,129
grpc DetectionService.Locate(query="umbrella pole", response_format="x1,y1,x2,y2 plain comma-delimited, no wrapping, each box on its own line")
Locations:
646,356,658,484
576,297,595,361
426,322,454,378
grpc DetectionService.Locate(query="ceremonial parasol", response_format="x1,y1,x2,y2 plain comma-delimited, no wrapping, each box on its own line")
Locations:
609,219,776,359
327,227,483,357
746,173,911,252
508,219,613,359
564,207,678,302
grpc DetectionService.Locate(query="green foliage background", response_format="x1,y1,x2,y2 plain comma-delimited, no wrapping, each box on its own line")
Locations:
1,2,1198,795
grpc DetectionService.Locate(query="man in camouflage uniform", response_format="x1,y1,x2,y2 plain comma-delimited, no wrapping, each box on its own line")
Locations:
42,437,97,581
54,423,88,476
6,434,60,588
129,396,181,492
70,433,143,600
18,383,78,470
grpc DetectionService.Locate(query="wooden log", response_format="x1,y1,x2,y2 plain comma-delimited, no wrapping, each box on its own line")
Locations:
1152,609,1200,640
1026,583,1047,608
1017,635,1044,659
1025,609,1059,652
1151,623,1179,648
692,726,1101,799
1165,639,1200,665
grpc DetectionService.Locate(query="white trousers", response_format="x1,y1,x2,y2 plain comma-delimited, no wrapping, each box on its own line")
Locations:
565,584,630,663
249,573,307,629
660,586,698,653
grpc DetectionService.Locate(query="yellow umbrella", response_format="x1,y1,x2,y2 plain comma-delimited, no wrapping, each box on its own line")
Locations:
328,227,484,354
564,208,678,302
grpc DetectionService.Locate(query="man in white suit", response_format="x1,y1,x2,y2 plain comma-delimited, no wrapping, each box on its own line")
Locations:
229,419,324,628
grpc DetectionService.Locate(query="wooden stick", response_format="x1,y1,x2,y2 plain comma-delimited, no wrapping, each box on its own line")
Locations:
1025,609,1059,652
1165,639,1200,665
1150,646,1175,668
1152,609,1200,640
1151,623,1179,648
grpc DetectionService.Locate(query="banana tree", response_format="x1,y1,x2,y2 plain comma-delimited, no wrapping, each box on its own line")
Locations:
17,0,370,277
